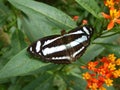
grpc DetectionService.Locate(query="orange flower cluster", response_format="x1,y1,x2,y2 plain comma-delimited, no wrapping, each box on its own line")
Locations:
102,0,120,30
82,54,120,90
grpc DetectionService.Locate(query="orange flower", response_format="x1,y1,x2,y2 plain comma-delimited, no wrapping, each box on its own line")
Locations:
113,69,120,78
104,0,120,8
102,7,120,30
99,86,106,90
108,54,116,62
116,58,120,65
108,63,116,70
83,72,92,80
105,78,113,86
100,57,109,63
97,76,105,87
104,0,114,8
88,83,98,90
88,61,98,71
82,54,120,90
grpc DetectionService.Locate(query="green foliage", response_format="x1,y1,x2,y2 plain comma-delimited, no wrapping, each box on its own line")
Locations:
75,0,102,18
0,0,120,90
8,0,76,41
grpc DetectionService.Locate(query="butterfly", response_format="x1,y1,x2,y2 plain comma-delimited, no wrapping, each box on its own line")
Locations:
27,25,93,64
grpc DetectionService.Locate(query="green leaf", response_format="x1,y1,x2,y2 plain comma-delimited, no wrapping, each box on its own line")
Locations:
80,44,104,62
105,86,115,90
11,29,27,53
8,84,21,90
23,73,54,90
0,48,50,79
53,75,66,90
102,44,120,57
62,74,86,90
0,29,27,70
105,26,120,34
0,1,10,26
8,0,76,41
75,0,101,18
0,84,7,90
80,33,120,62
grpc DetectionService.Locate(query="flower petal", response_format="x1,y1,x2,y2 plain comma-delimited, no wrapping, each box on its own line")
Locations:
102,12,111,19
107,20,114,30
115,19,120,24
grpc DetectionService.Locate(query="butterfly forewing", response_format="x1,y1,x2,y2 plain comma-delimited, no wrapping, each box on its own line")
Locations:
27,25,93,64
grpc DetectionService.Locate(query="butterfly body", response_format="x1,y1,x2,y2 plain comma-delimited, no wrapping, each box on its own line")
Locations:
27,25,93,64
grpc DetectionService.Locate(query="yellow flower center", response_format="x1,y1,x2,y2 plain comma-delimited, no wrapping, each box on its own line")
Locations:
110,8,120,20
105,78,113,86
108,63,116,70
108,54,116,62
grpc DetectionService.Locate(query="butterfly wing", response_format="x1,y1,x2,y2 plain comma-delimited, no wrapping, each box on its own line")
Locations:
27,25,93,64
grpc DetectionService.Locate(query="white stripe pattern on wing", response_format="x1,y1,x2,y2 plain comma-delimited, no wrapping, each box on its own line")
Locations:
42,36,87,55
43,30,84,47
68,36,87,47
36,41,41,52
83,26,90,35
52,56,71,60
72,46,85,57
30,47,34,53
43,36,61,47
42,45,66,55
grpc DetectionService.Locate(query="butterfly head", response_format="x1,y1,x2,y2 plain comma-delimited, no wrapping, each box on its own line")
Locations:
82,25,94,37
27,40,42,57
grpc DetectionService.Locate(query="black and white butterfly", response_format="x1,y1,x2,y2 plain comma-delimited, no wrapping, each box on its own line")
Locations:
27,25,93,64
